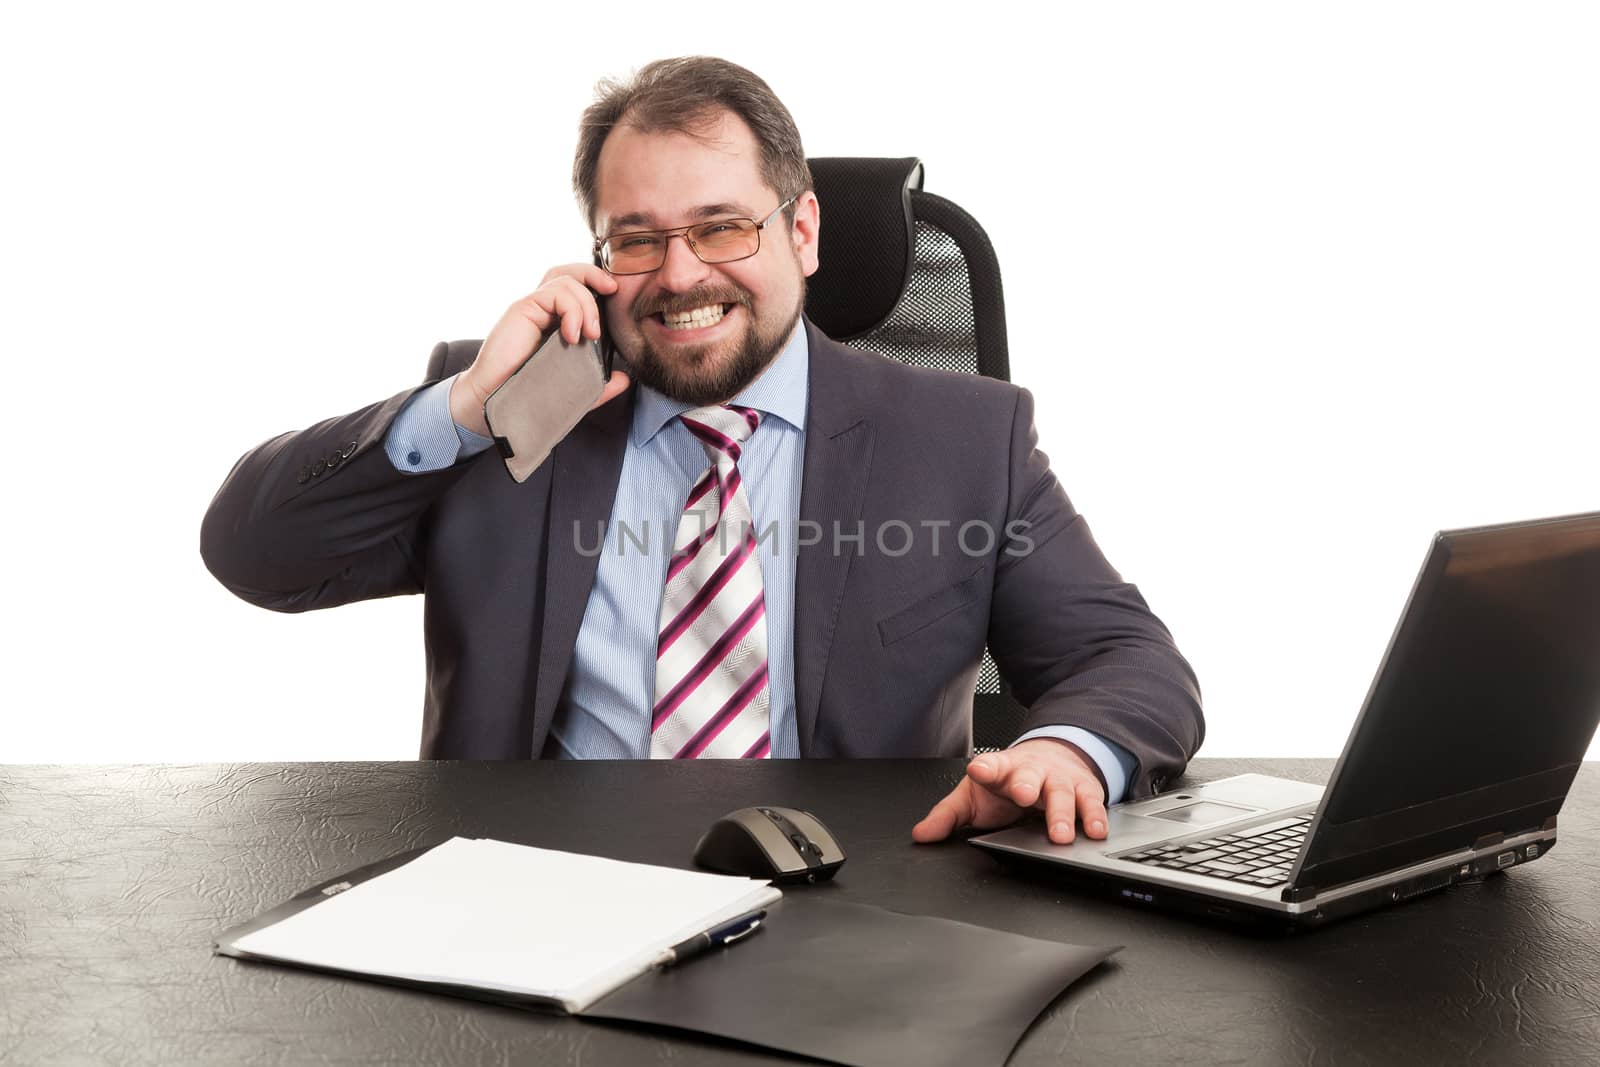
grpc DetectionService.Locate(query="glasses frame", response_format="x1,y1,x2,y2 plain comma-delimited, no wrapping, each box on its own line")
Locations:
593,196,799,276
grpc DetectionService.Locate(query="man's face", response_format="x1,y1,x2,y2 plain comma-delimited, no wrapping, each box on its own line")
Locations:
592,109,820,407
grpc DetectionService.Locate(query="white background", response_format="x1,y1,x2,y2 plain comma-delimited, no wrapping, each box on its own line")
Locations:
6,2,1596,762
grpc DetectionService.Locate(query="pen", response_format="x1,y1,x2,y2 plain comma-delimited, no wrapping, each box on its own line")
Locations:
652,910,767,969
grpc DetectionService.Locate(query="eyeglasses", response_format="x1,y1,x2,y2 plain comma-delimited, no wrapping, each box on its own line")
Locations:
594,196,798,276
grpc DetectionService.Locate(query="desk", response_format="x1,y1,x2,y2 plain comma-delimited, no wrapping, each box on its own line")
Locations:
3,759,1597,1065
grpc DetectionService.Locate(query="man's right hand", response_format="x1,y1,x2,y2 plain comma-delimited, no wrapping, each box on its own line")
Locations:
448,264,632,437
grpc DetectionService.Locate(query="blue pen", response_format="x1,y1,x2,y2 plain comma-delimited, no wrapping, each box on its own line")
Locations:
652,910,767,969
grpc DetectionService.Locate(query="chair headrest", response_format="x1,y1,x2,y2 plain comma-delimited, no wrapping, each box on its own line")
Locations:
804,157,925,340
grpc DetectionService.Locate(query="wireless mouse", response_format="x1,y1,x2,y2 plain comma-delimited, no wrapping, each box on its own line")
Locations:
693,805,847,884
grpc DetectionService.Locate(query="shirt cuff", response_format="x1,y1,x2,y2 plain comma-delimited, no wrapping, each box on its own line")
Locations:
384,375,495,474
1011,726,1138,806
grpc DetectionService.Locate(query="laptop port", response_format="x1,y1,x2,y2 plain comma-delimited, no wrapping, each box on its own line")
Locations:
1496,850,1516,869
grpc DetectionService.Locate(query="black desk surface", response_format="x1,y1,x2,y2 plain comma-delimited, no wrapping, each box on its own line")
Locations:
3,759,1597,1065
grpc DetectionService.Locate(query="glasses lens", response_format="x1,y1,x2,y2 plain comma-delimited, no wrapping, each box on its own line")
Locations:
688,218,760,263
604,233,666,275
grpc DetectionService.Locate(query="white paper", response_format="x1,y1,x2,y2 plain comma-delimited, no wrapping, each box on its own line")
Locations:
229,837,781,1012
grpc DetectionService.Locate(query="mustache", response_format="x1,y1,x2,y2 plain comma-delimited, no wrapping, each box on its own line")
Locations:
634,286,752,321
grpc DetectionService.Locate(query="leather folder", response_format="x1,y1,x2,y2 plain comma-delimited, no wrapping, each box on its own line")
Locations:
215,844,1118,1067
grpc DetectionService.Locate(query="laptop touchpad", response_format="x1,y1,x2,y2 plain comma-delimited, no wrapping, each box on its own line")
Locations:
1143,799,1259,825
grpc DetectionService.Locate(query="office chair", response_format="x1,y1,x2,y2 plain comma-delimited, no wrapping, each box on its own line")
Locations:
803,157,1025,753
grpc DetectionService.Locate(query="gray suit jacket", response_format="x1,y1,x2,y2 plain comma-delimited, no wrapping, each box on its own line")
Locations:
201,320,1203,795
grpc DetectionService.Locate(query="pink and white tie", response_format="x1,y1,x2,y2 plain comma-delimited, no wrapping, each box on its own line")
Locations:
650,404,771,759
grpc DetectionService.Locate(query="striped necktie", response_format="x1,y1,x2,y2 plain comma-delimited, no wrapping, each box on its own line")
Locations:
650,404,771,759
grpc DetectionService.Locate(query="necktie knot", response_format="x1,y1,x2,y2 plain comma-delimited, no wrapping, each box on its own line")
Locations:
681,405,762,464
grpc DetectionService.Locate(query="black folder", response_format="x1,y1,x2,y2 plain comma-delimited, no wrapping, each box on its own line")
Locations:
215,844,1117,1067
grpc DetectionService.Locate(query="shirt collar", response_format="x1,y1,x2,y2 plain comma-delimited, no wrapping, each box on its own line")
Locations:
632,320,810,448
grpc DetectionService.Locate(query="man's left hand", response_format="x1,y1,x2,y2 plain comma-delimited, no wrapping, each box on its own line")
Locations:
911,739,1108,845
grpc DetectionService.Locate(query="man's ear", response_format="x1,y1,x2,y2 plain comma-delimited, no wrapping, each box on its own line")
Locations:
791,190,821,277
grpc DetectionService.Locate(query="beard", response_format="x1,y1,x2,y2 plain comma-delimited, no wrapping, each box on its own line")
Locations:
622,283,802,407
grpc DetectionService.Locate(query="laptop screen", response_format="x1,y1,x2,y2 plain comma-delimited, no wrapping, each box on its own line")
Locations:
1294,512,1600,895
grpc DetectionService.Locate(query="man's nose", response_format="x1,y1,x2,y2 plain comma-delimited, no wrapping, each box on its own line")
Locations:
654,232,711,291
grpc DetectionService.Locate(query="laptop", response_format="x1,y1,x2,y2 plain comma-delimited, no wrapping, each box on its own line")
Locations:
972,511,1600,929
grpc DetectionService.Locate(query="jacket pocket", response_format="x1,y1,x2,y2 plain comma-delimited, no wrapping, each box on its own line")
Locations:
877,565,988,647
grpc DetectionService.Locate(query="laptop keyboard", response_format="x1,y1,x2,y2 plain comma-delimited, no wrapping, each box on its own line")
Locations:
1120,814,1312,888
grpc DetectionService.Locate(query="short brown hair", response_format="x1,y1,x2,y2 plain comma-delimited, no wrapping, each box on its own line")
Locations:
573,56,812,232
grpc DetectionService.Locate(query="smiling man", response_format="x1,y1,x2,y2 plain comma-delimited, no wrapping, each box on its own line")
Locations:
201,57,1204,844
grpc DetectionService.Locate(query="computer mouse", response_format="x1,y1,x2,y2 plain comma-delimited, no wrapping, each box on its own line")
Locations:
693,805,847,884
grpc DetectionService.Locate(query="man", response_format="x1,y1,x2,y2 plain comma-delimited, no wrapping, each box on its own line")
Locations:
201,57,1203,846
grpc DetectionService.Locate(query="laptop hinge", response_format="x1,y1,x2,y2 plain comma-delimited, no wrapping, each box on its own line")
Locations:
1288,832,1493,902
1284,819,1558,906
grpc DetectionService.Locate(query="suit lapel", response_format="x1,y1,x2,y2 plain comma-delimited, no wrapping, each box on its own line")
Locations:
531,389,635,745
794,322,875,755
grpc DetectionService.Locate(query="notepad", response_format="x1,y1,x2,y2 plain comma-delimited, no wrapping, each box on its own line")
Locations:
221,837,781,1012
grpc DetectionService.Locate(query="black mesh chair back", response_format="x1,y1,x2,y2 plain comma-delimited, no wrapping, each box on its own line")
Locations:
804,157,1025,752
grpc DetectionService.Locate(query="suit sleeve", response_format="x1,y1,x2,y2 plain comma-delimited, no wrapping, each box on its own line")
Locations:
199,341,480,613
984,387,1205,799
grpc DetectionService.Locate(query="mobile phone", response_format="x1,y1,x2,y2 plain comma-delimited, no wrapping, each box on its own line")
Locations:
594,292,622,379
482,316,611,484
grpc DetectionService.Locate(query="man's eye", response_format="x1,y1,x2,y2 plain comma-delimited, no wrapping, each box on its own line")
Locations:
619,235,662,251
701,223,738,235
